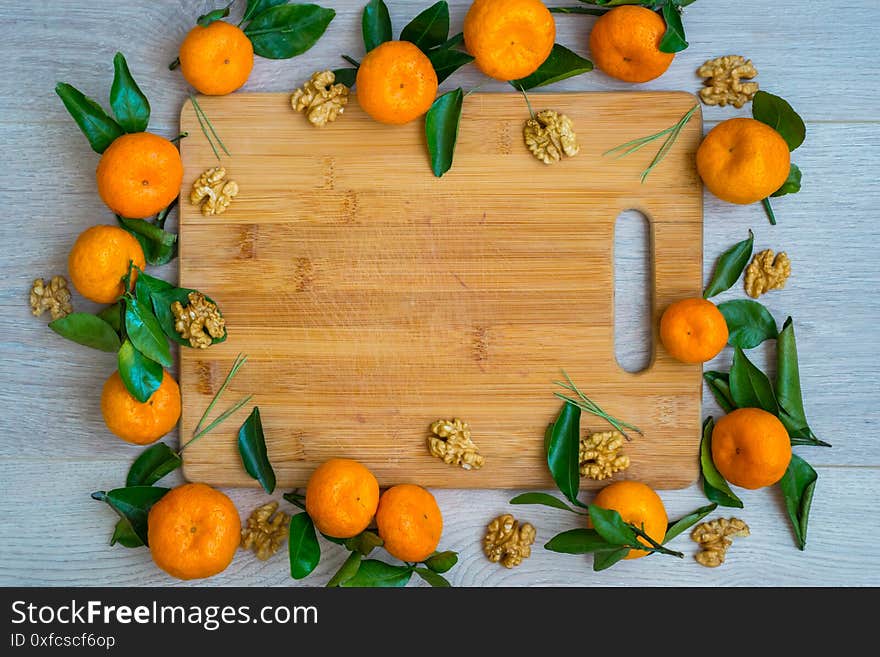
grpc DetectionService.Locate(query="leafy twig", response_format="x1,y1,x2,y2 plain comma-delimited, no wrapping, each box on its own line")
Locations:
604,105,698,182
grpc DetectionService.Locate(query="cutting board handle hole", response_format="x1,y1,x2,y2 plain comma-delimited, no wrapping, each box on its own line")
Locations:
613,209,652,374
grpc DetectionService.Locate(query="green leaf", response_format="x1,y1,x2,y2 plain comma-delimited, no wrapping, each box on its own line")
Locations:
588,505,638,547
658,2,688,53
197,2,231,27
544,528,619,554
326,551,362,587
729,347,779,413
49,313,121,353
776,317,829,447
242,0,288,25
116,215,176,247
509,492,581,513
718,299,778,349
700,417,743,508
414,567,451,587
150,287,227,347
425,88,464,178
124,296,173,367
343,530,384,556
126,442,182,487
362,0,392,52
289,512,320,579
283,491,307,511
778,453,817,550
132,269,173,308
663,503,717,543
332,68,358,88
110,53,150,133
244,4,336,60
703,229,754,299
592,548,629,571
92,486,169,545
423,550,458,573
426,46,474,84
97,303,123,333
117,203,179,266
771,163,802,198
400,1,449,52
510,44,593,91
546,402,583,507
752,90,806,152
238,407,276,494
704,371,736,414
117,338,163,403
110,517,144,548
340,559,413,587
55,82,124,154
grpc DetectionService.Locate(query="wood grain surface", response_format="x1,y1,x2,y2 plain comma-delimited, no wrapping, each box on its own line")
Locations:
178,91,703,489
1,0,878,586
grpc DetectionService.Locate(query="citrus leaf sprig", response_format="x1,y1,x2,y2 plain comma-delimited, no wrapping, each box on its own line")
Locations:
550,1,699,54
282,491,459,587
752,91,806,225
55,52,150,153
511,43,593,91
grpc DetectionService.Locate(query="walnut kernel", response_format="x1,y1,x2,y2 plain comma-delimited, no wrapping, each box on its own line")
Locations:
190,167,239,216
427,418,484,470
483,514,536,568
291,70,349,127
523,110,579,165
170,291,226,349
697,55,759,108
744,249,791,298
579,430,630,481
30,276,73,320
691,517,750,568
241,502,290,561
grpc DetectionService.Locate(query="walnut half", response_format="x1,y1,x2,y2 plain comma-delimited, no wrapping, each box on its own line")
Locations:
291,70,349,127
427,418,484,470
579,430,630,481
484,514,536,568
691,517,750,568
744,249,791,298
241,502,290,561
524,110,580,165
698,55,759,108
30,276,72,320
190,167,238,216
170,291,226,349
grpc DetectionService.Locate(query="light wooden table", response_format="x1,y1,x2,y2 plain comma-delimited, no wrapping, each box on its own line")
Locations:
1,0,878,586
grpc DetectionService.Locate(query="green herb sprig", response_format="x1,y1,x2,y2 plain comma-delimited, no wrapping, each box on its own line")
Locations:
604,104,698,182
554,371,642,439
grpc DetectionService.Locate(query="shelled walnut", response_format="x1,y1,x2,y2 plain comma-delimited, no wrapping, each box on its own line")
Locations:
190,167,238,216
170,291,226,348
291,70,349,127
241,502,290,561
427,418,484,470
697,55,759,108
483,514,536,568
29,276,72,320
579,430,630,481
691,517,750,568
744,249,791,298
523,110,580,164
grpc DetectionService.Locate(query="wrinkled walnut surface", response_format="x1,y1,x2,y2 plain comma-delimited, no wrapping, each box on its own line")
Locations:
171,291,226,349
241,502,290,561
291,70,349,127
524,109,580,165
483,514,536,568
579,430,630,480
30,276,72,320
691,517,750,568
190,167,238,216
427,417,484,470
744,249,791,298
698,55,759,108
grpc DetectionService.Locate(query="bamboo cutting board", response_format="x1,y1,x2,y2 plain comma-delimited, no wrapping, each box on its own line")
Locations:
178,91,703,490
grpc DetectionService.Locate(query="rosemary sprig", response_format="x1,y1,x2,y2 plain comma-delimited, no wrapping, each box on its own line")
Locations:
604,104,699,183
179,353,251,453
554,371,643,439
189,93,230,162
